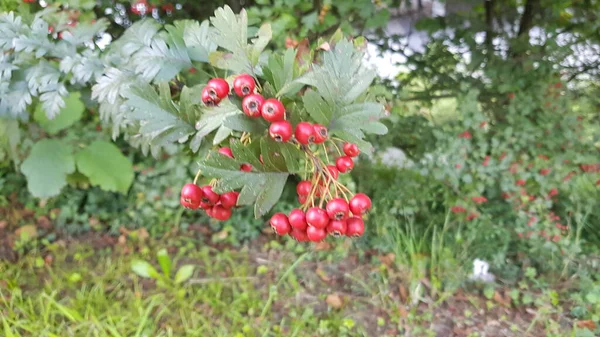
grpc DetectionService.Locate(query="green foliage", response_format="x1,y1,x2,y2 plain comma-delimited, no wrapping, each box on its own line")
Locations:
74,141,134,194
33,91,84,134
20,139,75,198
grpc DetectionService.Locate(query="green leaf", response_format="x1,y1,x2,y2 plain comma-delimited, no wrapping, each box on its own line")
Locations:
34,92,84,134
250,23,272,65
157,248,172,278
75,141,134,194
223,114,268,134
192,100,243,149
124,82,196,149
302,90,332,125
131,260,159,279
0,118,20,164
262,48,302,97
21,139,75,198
174,265,195,284
178,20,217,63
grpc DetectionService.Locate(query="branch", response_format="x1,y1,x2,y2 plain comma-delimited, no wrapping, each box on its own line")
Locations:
517,0,539,38
484,0,495,51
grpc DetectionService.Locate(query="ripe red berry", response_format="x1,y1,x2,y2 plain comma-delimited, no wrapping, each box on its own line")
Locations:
242,94,264,118
270,213,291,235
306,226,327,242
336,156,354,173
306,207,329,229
269,120,293,142
325,165,339,181
346,217,365,237
240,163,253,172
288,209,308,230
207,78,230,99
220,191,239,209
295,122,315,145
326,198,349,220
212,205,232,221
180,183,203,209
349,193,371,216
201,87,219,106
312,124,328,144
298,195,307,204
233,74,256,97
343,143,359,157
290,228,310,242
205,206,214,217
296,180,312,196
200,185,220,205
327,220,347,236
218,147,234,158
261,98,285,122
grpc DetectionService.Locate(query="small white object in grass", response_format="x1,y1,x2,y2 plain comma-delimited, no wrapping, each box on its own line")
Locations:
469,258,495,283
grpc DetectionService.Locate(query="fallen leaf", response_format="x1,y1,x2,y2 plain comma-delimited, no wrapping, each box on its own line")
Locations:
378,253,395,267
326,294,343,309
318,42,331,51
214,229,229,240
0,220,7,229
44,254,54,266
398,306,409,318
316,266,332,283
399,284,409,303
576,320,596,330
88,217,100,227
295,38,310,64
314,241,331,251
15,224,38,239
36,216,52,230
493,290,511,307
136,228,149,241
117,235,126,245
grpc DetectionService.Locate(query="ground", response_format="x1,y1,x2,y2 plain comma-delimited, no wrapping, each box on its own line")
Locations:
0,227,587,337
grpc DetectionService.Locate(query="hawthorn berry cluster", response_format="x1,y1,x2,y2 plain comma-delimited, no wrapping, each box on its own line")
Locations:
180,183,240,221
182,72,374,242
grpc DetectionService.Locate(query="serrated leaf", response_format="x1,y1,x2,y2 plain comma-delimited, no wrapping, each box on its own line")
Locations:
302,89,331,125
132,26,192,81
250,23,271,64
39,83,68,119
75,141,134,194
209,6,248,55
174,265,194,284
34,92,84,134
193,100,242,148
21,139,75,198
263,48,302,97
179,20,217,62
223,114,268,133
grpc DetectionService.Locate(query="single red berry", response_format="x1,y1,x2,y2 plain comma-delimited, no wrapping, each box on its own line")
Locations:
336,156,354,173
201,87,219,106
220,191,239,209
218,147,234,158
207,78,230,99
540,168,550,176
516,179,526,186
270,213,291,236
242,94,264,118
48,26,54,34
288,209,308,230
240,163,253,172
205,206,214,218
327,220,347,236
298,195,307,204
180,183,203,209
325,165,339,181
290,228,310,242
200,185,220,205
295,122,315,145
212,205,232,221
451,206,466,213
326,198,349,220
261,98,285,122
349,193,371,216
312,124,328,144
296,180,312,196
233,74,256,97
306,226,327,242
269,120,293,142
346,217,365,237
306,207,329,229
343,143,360,157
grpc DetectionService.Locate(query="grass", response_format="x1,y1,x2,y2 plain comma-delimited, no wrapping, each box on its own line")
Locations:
0,235,595,337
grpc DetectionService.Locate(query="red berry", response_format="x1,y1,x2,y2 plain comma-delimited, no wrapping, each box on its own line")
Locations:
200,185,220,205
326,198,349,220
207,78,230,99
201,87,219,106
306,226,327,242
343,143,360,157
312,124,328,144
220,191,239,209
288,209,308,230
242,94,264,118
298,195,307,204
233,74,256,97
349,193,371,216
270,213,291,236
269,120,293,142
180,183,203,209
261,98,285,122
336,156,354,173
327,220,347,236
295,122,315,145
290,228,310,242
325,165,339,181
212,205,232,221
218,147,234,158
205,206,214,217
346,217,365,237
240,163,253,172
296,180,312,196
305,207,329,229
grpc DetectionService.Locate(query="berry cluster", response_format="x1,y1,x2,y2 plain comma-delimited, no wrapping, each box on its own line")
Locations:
180,183,240,221
183,73,374,242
